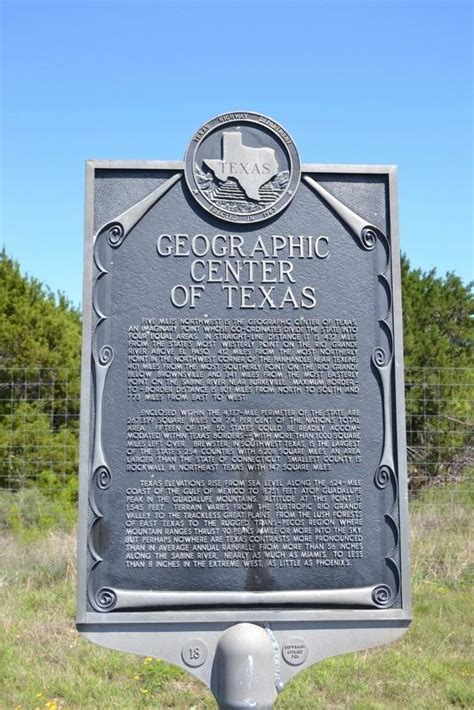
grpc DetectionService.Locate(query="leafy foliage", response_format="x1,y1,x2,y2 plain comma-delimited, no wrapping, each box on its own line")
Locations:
401,255,473,485
401,255,473,371
0,402,78,497
0,250,81,497
0,248,81,371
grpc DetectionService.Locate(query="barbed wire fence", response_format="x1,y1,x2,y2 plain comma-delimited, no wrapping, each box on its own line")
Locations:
0,366,472,508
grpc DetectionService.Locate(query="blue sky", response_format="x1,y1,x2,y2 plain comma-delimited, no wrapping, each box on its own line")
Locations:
1,0,472,307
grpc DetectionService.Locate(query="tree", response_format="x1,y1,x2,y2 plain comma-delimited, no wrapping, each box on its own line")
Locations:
0,250,81,494
401,255,473,485
0,250,81,427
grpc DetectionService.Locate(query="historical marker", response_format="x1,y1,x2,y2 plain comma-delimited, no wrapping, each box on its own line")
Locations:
77,112,411,707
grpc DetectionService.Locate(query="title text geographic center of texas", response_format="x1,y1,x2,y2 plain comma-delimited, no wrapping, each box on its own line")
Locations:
156,232,330,309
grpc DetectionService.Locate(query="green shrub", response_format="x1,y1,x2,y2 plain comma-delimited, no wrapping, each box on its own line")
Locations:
0,487,76,534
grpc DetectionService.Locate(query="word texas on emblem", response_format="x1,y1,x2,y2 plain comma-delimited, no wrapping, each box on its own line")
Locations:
185,112,301,223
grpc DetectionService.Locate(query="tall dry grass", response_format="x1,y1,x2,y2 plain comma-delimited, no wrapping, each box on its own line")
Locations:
0,529,76,589
410,489,473,588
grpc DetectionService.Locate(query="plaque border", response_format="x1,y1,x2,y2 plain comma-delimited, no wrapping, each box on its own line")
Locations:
77,160,410,630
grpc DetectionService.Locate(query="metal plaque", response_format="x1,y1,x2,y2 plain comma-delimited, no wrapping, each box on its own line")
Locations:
77,112,411,700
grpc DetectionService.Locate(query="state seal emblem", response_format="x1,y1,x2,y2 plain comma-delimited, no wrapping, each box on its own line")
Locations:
184,112,301,223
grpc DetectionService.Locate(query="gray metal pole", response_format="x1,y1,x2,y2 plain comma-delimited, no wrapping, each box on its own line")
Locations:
212,623,278,709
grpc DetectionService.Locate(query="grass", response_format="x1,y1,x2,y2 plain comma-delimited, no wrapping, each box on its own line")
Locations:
0,484,473,709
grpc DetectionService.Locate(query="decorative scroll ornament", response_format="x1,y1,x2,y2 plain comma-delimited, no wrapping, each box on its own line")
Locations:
303,175,383,251
98,344,114,366
105,222,125,248
95,587,118,611
301,178,401,608
87,172,182,611
91,344,114,480
371,345,395,479
93,466,111,490
372,346,389,368
371,584,395,608
96,173,182,250
361,227,377,250
89,585,396,612
371,329,400,607
374,464,394,490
